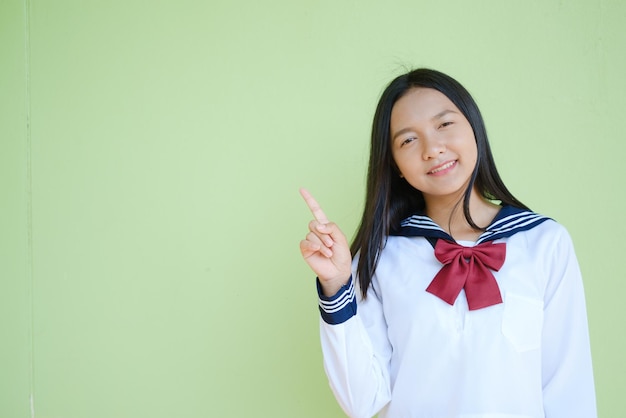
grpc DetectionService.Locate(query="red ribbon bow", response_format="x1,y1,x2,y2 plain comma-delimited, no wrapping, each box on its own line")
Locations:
426,240,506,310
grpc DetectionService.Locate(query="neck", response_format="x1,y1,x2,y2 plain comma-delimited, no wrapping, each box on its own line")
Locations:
425,189,500,241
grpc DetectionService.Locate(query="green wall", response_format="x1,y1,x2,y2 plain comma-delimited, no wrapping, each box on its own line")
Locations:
1,1,31,417
1,0,624,416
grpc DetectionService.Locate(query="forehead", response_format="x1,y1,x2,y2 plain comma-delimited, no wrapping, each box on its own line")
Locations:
391,87,458,120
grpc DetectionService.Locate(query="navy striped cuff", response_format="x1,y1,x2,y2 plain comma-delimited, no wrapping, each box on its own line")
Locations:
317,276,357,325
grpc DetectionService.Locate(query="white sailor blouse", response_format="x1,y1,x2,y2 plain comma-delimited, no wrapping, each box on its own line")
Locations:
317,206,596,418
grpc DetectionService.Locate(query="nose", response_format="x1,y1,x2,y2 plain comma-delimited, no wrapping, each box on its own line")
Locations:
421,134,446,160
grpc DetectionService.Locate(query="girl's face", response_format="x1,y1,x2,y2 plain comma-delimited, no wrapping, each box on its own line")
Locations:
390,87,477,207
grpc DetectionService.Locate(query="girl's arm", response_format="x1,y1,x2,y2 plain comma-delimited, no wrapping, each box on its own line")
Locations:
299,189,392,417
541,225,597,417
318,273,392,418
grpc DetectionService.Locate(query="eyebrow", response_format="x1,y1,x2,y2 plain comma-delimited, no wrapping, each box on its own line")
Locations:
433,109,458,120
391,127,414,141
391,109,459,141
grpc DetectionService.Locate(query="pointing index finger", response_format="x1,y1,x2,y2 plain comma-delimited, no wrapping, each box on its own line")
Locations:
299,188,329,223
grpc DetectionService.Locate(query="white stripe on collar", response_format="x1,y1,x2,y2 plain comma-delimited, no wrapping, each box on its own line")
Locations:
394,206,551,244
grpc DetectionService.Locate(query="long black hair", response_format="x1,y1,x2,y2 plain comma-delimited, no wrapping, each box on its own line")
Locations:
351,68,529,299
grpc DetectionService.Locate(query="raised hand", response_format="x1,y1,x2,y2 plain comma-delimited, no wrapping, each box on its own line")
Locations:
299,188,352,297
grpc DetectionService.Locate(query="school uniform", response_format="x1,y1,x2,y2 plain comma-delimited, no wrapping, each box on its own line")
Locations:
317,206,596,418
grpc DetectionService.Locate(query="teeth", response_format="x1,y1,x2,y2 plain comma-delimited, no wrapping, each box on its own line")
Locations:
430,161,455,173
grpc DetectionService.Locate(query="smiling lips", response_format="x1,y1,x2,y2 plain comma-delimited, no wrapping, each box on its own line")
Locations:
428,160,457,175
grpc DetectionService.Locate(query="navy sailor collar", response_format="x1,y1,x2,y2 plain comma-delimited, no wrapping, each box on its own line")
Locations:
392,205,551,245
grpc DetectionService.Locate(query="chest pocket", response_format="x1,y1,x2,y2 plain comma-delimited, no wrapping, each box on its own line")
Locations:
501,292,544,352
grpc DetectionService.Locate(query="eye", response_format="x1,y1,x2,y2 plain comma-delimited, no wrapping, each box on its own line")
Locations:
439,121,453,128
400,136,417,147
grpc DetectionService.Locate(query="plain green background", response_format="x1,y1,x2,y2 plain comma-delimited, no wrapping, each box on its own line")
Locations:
2,0,624,417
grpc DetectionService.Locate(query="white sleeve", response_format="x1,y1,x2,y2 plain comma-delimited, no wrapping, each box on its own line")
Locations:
317,276,392,418
541,226,597,417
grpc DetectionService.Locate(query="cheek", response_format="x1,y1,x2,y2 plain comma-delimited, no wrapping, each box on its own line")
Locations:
463,135,478,165
391,150,403,170
467,145,478,165
392,152,413,176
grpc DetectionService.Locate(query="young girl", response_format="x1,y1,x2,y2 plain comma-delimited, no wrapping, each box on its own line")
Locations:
299,69,596,418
